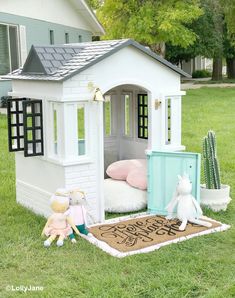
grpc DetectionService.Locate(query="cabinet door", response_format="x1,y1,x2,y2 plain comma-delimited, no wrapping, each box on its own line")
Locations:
147,151,201,215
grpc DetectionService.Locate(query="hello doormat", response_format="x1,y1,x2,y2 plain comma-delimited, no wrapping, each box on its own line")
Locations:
86,213,230,258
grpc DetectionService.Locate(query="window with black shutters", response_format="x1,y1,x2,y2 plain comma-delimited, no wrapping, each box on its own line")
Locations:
137,94,148,139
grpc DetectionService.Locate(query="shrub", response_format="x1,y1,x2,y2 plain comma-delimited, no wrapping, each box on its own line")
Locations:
192,69,211,78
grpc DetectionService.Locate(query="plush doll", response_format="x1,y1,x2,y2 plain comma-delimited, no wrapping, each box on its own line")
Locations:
67,189,94,243
166,175,212,231
41,189,80,247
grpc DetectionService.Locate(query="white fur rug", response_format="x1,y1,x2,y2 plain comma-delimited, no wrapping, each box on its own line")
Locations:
104,179,147,213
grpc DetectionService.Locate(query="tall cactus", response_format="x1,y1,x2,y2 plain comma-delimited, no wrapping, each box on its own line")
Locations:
202,130,221,189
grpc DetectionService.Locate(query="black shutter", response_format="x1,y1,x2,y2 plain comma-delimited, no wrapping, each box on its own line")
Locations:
23,99,44,157
137,94,148,139
7,97,27,152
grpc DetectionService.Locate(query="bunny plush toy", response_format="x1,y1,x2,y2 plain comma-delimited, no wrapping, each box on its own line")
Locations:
66,189,93,243
166,174,212,231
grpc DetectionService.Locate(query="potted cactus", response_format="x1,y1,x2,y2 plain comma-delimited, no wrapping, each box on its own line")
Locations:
200,130,231,211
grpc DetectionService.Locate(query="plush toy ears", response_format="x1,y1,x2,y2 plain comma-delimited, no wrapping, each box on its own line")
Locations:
70,188,85,198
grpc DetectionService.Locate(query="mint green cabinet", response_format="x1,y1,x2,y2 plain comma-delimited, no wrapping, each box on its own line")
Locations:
147,151,201,215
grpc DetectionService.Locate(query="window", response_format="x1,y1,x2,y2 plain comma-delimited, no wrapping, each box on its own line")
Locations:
53,105,58,154
124,94,131,136
77,105,86,156
104,95,112,136
137,94,148,139
0,23,20,75
166,98,171,144
65,33,69,44
78,35,82,43
7,98,44,157
49,30,54,45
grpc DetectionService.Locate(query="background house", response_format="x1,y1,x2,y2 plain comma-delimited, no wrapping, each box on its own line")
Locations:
181,56,213,76
0,0,104,98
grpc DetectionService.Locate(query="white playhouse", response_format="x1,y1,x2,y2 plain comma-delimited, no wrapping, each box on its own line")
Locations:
6,39,191,222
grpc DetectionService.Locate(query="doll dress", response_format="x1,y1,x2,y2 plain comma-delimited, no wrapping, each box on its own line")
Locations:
44,212,72,237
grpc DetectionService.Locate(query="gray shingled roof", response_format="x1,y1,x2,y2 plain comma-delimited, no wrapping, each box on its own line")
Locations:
6,39,190,81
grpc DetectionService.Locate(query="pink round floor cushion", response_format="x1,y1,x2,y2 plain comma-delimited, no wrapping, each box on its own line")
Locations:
106,159,147,190
126,168,147,190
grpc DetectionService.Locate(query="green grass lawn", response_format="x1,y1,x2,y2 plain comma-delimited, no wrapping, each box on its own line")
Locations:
194,78,235,84
0,87,235,298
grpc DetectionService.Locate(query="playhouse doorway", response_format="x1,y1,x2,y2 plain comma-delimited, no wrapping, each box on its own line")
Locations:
102,84,150,219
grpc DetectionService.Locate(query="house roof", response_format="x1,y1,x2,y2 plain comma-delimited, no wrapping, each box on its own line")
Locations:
0,0,104,36
6,39,191,82
72,0,105,35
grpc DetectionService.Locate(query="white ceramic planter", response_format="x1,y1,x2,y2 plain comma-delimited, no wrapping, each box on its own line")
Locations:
200,184,231,212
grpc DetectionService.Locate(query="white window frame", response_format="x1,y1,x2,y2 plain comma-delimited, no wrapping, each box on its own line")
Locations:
0,22,21,73
103,93,117,138
122,92,133,138
77,103,88,157
103,94,112,137
48,102,61,159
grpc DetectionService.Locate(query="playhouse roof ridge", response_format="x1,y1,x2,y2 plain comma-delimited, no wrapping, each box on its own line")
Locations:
5,39,190,81
32,39,130,48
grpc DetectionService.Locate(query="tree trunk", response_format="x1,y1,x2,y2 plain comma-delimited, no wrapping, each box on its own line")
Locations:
212,58,223,81
151,42,166,57
226,58,235,79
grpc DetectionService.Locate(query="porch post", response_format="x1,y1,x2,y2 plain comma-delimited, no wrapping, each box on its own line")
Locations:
93,100,105,222
148,91,164,151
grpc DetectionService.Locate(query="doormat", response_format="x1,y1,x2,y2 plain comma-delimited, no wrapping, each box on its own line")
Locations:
86,213,230,258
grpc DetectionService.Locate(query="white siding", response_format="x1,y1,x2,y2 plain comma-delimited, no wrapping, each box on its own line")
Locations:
10,80,63,100
65,163,99,223
0,0,99,33
15,152,65,217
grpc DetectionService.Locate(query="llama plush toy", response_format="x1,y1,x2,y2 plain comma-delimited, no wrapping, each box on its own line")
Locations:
166,175,212,231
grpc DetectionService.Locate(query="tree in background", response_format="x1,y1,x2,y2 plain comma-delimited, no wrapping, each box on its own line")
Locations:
222,0,235,38
88,0,235,80
87,0,102,10
166,0,222,68
95,0,203,56
222,0,235,79
224,27,235,79
211,0,223,80
166,0,225,80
